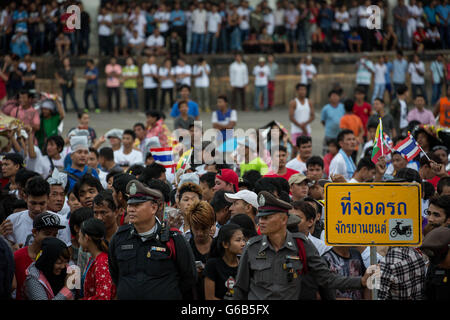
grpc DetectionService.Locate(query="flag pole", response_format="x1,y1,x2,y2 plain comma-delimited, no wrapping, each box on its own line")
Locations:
409,131,431,161
379,118,384,157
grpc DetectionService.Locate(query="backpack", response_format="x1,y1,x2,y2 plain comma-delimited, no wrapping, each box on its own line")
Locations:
294,237,308,275
63,167,94,184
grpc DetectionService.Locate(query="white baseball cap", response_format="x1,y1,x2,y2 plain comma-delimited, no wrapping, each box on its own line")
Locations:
225,190,258,209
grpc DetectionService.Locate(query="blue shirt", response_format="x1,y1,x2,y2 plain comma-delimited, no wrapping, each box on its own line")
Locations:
424,6,437,24
385,61,393,84
13,10,28,31
436,5,449,22
392,58,408,84
321,103,345,138
146,13,155,34
319,8,333,29
170,10,186,27
84,67,98,85
170,100,199,118
66,166,100,192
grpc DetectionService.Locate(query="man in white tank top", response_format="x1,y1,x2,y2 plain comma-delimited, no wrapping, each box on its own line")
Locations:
289,83,315,145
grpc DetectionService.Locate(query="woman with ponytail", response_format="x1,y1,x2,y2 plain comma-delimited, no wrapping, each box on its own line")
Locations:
78,218,116,300
204,223,246,300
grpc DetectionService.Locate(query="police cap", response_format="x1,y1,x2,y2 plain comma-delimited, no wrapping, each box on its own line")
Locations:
126,180,163,204
256,191,293,217
420,226,450,251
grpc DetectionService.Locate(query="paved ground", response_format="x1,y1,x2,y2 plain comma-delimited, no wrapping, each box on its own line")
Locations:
62,107,325,156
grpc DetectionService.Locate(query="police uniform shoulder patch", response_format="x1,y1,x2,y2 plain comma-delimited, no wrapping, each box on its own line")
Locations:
116,223,132,234
247,235,263,246
291,232,308,241
258,194,265,206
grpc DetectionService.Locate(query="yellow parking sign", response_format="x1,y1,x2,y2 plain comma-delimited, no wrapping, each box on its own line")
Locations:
324,183,422,246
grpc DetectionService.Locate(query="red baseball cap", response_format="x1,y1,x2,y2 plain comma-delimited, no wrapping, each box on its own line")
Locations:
216,169,239,192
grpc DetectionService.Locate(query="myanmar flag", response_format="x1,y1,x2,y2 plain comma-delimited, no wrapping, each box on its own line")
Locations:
176,148,193,171
371,118,391,164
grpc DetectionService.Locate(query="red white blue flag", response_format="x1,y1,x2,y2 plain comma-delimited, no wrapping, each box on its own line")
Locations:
393,133,421,161
150,147,176,172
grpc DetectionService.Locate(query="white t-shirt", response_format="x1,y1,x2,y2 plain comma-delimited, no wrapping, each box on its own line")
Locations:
253,65,271,87
335,11,350,31
374,63,387,84
207,12,221,33
274,9,285,26
192,9,207,34
211,109,238,126
142,63,159,89
98,14,113,36
299,63,317,84
129,12,147,38
264,13,275,35
286,157,306,174
399,99,409,129
6,210,71,246
114,148,144,167
128,35,144,46
174,64,192,86
26,146,65,178
358,5,369,27
408,62,425,84
155,11,170,32
159,67,175,89
145,34,164,47
193,64,210,88
237,7,250,30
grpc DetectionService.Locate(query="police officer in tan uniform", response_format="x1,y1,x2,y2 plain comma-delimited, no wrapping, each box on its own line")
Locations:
233,191,372,300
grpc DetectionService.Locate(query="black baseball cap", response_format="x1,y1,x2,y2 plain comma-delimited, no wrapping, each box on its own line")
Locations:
33,212,66,230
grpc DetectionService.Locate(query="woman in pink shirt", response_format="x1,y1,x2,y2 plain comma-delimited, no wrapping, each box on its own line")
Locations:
2,89,40,131
146,110,170,147
105,57,122,112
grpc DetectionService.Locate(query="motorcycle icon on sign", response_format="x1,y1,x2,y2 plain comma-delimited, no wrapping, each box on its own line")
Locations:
390,221,412,238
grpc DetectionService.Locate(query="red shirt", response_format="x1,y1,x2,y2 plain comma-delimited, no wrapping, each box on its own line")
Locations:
60,12,75,33
81,252,116,300
14,246,33,300
353,102,372,136
323,152,335,177
264,167,299,182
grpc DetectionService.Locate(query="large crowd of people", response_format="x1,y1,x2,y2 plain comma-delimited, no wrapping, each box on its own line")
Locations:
2,0,450,58
0,0,450,304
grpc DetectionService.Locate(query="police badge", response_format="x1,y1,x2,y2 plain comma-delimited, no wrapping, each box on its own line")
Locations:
130,183,137,195
258,194,265,206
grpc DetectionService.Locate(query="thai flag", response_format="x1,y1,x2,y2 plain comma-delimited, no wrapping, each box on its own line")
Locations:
150,147,176,172
393,133,421,161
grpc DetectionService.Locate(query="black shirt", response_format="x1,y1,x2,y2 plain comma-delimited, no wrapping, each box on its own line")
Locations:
189,236,209,300
204,257,238,300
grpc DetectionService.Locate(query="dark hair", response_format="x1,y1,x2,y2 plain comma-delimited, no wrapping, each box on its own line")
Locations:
273,145,287,154
112,173,136,198
45,136,65,154
99,147,114,161
25,176,50,197
88,147,99,159
106,170,123,185
327,138,338,147
123,129,136,140
93,190,117,212
199,172,216,189
437,177,450,195
80,218,108,253
73,174,104,201
15,169,40,190
356,157,376,172
208,223,242,258
11,198,27,212
126,164,145,177
69,207,94,236
367,122,378,130
328,89,340,97
306,156,324,169
178,182,203,201
354,86,366,95
337,129,354,144
343,99,354,113
423,181,436,200
296,135,312,148
395,168,421,184
209,189,230,212
140,162,166,181
291,200,316,221
178,100,188,109
179,84,191,92
396,84,408,95
374,97,384,104
296,83,307,90
3,153,24,166
254,177,278,195
145,110,161,120
241,170,262,191
229,214,258,239
143,178,171,203
133,122,146,131
217,94,228,103
77,111,88,119
428,194,450,220
415,94,426,100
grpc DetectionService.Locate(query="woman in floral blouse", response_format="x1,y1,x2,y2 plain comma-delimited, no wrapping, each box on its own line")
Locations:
78,218,116,300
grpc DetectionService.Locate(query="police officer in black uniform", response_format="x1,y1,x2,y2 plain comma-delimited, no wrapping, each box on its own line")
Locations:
421,226,450,300
233,191,371,300
108,180,197,300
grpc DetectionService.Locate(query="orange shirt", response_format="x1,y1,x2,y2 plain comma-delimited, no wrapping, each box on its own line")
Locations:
340,114,363,137
439,97,450,127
